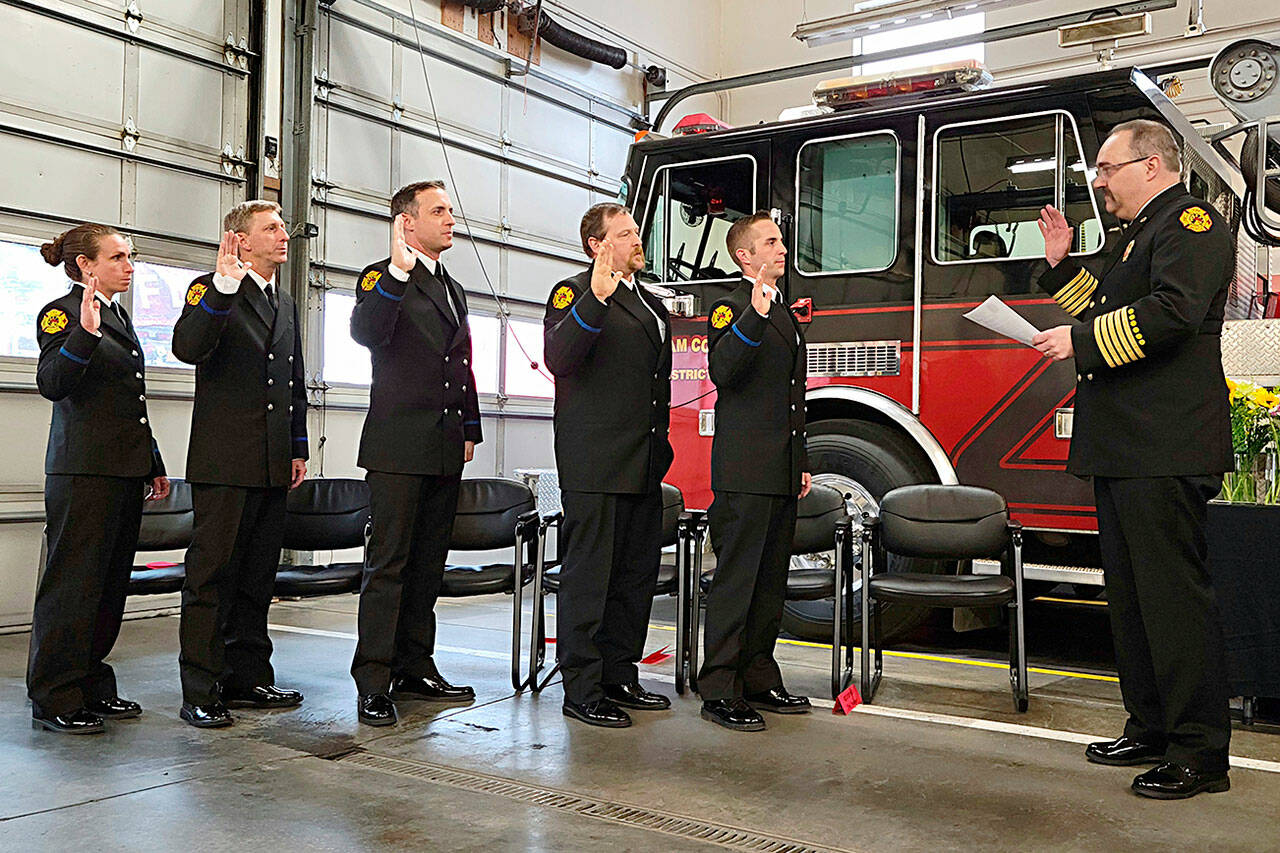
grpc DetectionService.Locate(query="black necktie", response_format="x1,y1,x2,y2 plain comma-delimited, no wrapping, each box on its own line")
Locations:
111,301,126,327
265,282,278,313
436,264,457,323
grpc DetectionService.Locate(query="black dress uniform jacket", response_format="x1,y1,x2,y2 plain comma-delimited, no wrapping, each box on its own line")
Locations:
36,289,164,478
172,273,308,485
351,258,482,475
543,268,673,493
706,279,807,495
1038,185,1233,477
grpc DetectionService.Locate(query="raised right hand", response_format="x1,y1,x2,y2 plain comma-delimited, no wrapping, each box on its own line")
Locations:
590,239,620,302
215,230,252,282
79,273,101,334
1037,205,1072,268
750,264,771,317
391,213,414,272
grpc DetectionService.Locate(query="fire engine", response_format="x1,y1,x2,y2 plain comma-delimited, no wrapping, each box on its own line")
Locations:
625,42,1280,641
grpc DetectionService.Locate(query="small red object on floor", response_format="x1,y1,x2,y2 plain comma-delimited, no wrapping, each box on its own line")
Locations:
833,684,862,715
640,645,672,665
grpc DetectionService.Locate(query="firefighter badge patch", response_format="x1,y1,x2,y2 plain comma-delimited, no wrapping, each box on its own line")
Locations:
552,285,575,310
360,270,381,292
1122,240,1134,263
710,305,733,329
40,308,68,334
1179,206,1212,233
186,283,207,306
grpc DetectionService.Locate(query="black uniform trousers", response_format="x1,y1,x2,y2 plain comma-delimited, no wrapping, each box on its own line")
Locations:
28,475,144,717
557,488,663,704
699,491,796,701
1094,475,1231,772
179,484,286,705
352,471,461,696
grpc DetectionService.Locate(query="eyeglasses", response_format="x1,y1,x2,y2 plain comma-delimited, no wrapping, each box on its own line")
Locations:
1092,155,1154,180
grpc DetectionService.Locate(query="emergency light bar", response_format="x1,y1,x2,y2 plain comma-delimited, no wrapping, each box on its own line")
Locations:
813,59,991,109
672,113,734,135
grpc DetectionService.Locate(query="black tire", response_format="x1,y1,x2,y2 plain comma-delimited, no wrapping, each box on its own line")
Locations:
782,420,942,645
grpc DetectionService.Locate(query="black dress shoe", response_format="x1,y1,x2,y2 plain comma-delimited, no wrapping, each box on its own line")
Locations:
391,674,475,703
222,685,304,709
745,687,811,715
180,702,233,729
85,697,142,719
358,694,397,727
32,709,105,734
562,698,632,728
1132,762,1230,800
1085,735,1165,766
701,698,766,732
603,682,671,710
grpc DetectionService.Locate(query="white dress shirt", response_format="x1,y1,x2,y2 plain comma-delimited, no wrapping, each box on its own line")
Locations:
388,246,459,321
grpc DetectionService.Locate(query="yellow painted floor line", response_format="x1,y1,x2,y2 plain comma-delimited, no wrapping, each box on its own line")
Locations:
649,623,1120,683
1033,595,1108,607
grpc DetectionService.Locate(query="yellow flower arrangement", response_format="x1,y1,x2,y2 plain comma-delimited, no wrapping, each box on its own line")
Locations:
1222,379,1280,504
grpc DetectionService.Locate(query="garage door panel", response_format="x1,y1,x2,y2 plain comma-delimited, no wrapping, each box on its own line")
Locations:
134,166,223,239
398,134,500,223
507,250,584,303
507,91,590,168
326,111,392,195
400,48,502,138
0,5,125,125
507,169,590,245
138,50,225,150
439,240,500,298
324,207,390,271
327,20,394,100
127,0,228,42
593,123,632,183
0,135,121,223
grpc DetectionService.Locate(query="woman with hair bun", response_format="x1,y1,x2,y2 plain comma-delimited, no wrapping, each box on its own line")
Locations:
27,223,169,735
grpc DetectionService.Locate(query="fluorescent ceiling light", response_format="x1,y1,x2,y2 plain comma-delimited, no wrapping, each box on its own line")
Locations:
793,0,1040,47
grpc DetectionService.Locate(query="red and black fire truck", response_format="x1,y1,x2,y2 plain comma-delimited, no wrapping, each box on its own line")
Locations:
624,46,1280,640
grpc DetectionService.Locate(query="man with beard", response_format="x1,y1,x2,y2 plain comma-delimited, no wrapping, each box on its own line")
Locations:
543,203,673,728
1033,119,1234,799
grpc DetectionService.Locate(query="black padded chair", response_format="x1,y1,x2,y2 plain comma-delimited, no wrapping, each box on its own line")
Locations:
676,484,853,697
855,484,1028,711
525,482,687,692
128,478,193,595
274,478,370,598
436,478,540,690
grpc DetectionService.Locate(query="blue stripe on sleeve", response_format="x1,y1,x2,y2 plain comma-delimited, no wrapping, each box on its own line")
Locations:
731,322,761,347
570,304,602,333
58,346,90,364
199,300,232,317
374,282,403,302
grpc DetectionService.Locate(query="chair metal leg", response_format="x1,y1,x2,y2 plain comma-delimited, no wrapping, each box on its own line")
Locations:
674,521,689,695
511,532,527,692
528,518,551,692
688,521,706,695
1009,529,1029,712
860,531,873,702
831,522,854,699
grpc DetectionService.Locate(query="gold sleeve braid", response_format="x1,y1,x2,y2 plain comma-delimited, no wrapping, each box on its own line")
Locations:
1053,268,1099,317
1092,307,1146,368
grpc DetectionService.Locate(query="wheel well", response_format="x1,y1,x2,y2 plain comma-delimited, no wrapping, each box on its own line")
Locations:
805,396,947,484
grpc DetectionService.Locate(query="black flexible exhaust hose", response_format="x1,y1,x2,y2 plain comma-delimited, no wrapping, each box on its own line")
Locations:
523,10,627,69
458,0,507,13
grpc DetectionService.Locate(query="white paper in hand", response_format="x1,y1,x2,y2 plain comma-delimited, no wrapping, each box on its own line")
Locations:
963,296,1042,347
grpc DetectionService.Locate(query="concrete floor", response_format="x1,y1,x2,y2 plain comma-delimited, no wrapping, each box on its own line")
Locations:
1,592,1278,852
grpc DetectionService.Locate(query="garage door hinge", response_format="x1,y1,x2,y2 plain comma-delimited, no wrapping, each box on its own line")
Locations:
311,170,333,201
122,117,139,152
124,1,143,34
221,143,249,178
224,34,250,71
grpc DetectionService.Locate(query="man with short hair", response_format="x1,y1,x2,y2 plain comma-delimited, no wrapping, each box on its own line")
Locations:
543,202,673,728
1034,119,1234,799
349,180,482,727
698,212,811,732
173,200,308,728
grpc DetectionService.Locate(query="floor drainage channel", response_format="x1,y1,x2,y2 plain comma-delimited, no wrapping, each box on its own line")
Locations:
338,750,853,853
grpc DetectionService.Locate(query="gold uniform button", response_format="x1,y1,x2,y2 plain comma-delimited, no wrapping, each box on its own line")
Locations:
1086,373,1094,381
268,353,275,361
288,355,293,363
267,403,274,411
445,382,450,389
1088,301,1096,309
138,394,145,402
288,380,293,388
1076,373,1083,382
135,372,142,379
268,378,274,386
139,417,147,425
131,350,139,357
1100,295,1107,304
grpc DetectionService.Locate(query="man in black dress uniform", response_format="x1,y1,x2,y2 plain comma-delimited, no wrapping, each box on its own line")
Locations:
172,201,308,728
543,203,673,728
1033,119,1234,799
28,225,169,734
698,212,812,732
349,180,482,727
